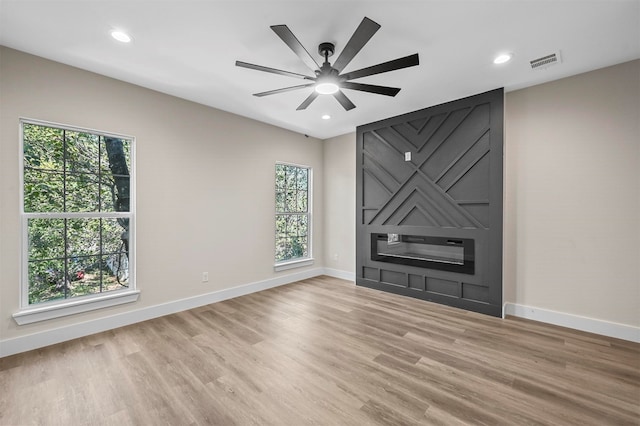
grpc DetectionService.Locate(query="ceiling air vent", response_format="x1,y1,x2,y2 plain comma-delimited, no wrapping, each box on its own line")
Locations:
530,52,561,70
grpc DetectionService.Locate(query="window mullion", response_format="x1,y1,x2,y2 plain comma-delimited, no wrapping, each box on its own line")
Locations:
62,129,68,299
24,212,132,219
63,128,67,213
63,217,69,299
98,136,103,293
99,217,103,293
98,135,102,212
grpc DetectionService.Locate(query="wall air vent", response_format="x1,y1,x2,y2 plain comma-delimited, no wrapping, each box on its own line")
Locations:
530,51,562,70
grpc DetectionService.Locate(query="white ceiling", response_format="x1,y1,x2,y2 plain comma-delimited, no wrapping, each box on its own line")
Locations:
1,0,639,139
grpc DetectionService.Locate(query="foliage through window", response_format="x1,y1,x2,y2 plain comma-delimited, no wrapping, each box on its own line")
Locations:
275,163,310,263
22,120,134,305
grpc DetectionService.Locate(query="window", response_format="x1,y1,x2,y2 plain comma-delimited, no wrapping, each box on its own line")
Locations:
15,119,138,324
275,163,312,270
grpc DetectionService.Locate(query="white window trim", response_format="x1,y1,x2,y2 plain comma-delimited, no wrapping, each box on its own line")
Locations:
16,118,137,324
274,258,315,272
12,289,140,325
274,162,313,271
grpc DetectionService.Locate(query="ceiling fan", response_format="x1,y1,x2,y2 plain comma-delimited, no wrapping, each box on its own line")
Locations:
235,17,420,111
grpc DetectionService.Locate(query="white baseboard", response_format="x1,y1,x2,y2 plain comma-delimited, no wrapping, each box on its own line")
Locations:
323,268,355,282
0,267,324,358
504,303,640,343
7,271,635,358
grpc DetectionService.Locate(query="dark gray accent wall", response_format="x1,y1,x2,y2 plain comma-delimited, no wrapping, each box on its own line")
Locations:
356,88,504,316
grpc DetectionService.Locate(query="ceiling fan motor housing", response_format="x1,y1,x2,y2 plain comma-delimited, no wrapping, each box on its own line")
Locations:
318,42,335,58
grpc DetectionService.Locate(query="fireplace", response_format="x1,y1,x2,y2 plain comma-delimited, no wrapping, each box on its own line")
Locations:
357,88,503,316
371,233,475,275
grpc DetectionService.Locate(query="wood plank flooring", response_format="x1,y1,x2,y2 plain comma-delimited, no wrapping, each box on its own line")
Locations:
1,276,639,425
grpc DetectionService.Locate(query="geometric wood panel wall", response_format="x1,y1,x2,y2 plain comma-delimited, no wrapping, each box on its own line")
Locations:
356,88,504,316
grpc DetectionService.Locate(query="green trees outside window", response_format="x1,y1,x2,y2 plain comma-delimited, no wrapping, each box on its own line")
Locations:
275,163,310,263
22,121,133,305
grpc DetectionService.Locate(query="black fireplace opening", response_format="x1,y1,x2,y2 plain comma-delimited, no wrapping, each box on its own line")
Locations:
371,233,475,275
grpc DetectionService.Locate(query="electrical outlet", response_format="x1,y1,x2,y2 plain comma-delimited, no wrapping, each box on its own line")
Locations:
332,253,339,261
202,272,209,282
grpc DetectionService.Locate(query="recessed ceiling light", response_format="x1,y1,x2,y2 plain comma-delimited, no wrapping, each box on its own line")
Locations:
493,53,512,64
111,30,131,43
322,114,331,120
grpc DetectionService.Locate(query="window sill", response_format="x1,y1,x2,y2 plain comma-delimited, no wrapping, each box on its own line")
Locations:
13,289,140,325
274,258,314,272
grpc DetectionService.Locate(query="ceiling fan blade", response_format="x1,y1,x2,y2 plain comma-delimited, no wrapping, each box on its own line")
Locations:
341,82,401,96
333,90,356,111
271,25,320,72
254,83,316,97
341,53,419,81
332,17,381,72
296,91,320,110
236,61,314,80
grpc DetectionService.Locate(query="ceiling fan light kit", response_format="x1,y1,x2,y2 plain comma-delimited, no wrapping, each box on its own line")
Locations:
315,81,340,95
235,17,420,111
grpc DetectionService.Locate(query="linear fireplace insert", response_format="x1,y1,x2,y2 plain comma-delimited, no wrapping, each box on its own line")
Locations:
371,233,475,275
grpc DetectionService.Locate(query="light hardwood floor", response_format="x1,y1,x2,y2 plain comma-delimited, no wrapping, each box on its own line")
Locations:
1,276,639,425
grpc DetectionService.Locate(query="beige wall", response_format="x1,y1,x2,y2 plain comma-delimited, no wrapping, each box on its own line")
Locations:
0,47,324,341
323,132,356,274
504,60,639,327
322,60,639,329
1,45,638,346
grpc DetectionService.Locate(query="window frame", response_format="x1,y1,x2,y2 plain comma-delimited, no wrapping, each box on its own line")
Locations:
14,118,139,325
274,161,313,271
